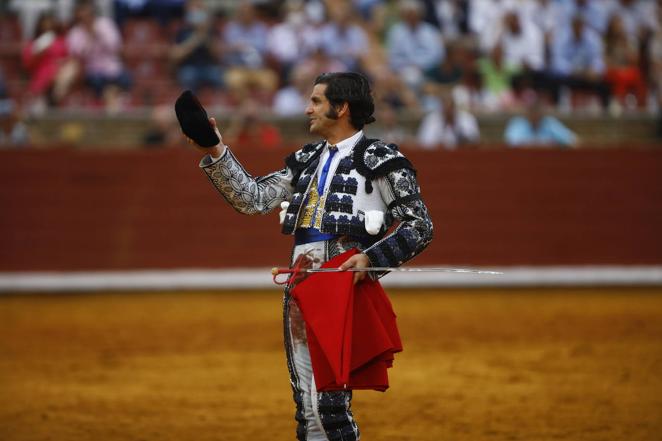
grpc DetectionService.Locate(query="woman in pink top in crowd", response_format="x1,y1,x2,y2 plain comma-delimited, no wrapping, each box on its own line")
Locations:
66,0,131,111
22,12,77,111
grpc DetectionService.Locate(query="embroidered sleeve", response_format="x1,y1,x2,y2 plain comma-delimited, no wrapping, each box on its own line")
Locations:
200,148,294,215
362,168,434,271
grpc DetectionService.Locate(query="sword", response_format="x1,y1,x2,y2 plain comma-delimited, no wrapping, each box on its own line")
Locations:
271,267,503,276
271,266,502,285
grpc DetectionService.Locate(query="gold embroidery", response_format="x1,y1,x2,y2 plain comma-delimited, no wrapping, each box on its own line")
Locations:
314,194,326,229
297,174,326,229
298,176,319,228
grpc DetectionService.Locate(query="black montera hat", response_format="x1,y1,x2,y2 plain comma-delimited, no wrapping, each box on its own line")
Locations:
175,90,220,148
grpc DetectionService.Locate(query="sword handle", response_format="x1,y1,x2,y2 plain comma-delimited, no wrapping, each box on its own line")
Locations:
273,267,300,274
272,267,296,285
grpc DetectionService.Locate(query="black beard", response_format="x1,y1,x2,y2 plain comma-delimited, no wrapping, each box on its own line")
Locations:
325,106,339,120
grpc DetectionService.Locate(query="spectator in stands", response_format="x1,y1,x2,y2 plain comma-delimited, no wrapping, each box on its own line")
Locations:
291,44,348,85
222,0,278,102
604,15,647,109
142,104,180,147
530,0,569,66
549,14,611,110
114,0,149,26
9,0,62,41
501,9,547,98
114,0,185,28
425,41,465,88
386,0,444,89
469,0,516,52
476,41,521,111
504,97,578,147
224,98,283,150
22,12,78,112
373,70,421,113
425,0,470,42
605,0,658,43
530,0,567,36
272,68,310,116
303,0,326,25
352,0,385,23
0,80,29,147
169,0,222,93
371,102,412,146
317,2,370,71
353,2,396,90
358,0,401,39
11,1,113,37
266,0,319,81
501,9,545,71
420,37,484,112
67,0,132,112
417,90,479,149
567,0,610,35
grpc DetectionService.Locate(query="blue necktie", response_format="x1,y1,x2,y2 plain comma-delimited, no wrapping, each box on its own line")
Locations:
317,144,338,196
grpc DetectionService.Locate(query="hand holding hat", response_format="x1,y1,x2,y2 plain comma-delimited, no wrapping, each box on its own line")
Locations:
175,90,221,148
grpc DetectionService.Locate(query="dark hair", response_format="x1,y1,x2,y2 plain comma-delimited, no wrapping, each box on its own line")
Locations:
34,13,57,39
314,72,376,130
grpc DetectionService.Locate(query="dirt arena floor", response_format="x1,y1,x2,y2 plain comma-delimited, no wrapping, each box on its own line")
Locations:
1,287,661,441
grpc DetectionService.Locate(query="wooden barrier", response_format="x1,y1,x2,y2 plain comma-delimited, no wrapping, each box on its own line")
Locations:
1,146,661,271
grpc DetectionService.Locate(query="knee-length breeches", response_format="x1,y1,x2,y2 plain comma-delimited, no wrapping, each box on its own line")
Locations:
283,241,360,441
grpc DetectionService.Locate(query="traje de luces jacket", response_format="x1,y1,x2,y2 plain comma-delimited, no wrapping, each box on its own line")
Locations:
199,135,433,269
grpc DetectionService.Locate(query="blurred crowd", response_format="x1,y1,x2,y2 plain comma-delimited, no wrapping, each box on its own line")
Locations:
1,0,661,149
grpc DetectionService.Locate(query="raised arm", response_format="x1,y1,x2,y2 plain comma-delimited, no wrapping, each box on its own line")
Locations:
200,149,294,215
195,118,294,215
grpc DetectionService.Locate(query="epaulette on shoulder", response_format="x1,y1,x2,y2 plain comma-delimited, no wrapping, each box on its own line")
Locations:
352,138,416,194
284,141,325,184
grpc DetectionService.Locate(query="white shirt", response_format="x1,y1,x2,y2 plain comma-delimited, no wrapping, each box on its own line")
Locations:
501,19,545,70
469,0,519,51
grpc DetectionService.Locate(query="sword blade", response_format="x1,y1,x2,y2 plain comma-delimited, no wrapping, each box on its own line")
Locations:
304,267,503,275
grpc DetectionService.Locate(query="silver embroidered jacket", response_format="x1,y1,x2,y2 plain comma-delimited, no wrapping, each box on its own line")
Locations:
199,136,433,269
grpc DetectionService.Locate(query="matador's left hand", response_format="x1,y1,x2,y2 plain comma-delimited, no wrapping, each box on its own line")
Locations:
339,253,371,285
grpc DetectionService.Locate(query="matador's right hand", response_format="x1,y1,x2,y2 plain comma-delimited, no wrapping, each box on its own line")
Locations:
185,117,225,159
201,118,226,159
176,90,226,158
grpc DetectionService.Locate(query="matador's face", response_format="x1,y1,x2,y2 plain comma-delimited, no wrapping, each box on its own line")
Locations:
305,84,337,138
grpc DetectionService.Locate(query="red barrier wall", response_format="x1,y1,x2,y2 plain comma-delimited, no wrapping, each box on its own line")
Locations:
1,147,661,271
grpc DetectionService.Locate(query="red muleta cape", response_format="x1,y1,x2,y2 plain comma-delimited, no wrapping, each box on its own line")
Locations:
290,249,403,392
